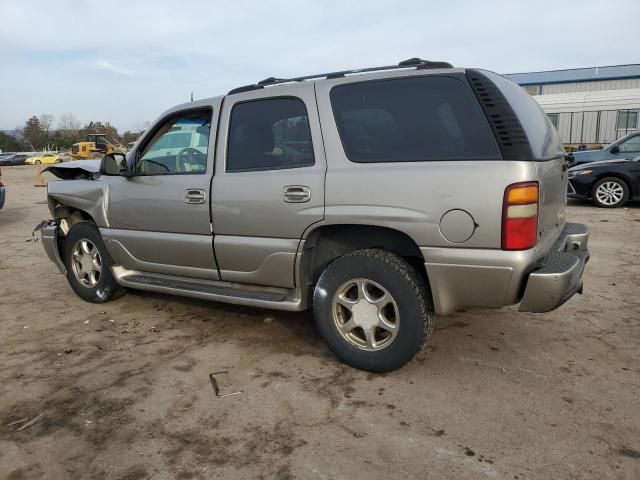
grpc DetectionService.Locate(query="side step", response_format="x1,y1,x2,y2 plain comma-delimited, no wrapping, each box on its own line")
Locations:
111,266,307,312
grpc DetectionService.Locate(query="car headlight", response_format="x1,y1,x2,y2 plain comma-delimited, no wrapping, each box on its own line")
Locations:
569,170,593,177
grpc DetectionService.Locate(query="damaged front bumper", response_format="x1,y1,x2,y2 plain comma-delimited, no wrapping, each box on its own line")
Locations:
34,220,66,274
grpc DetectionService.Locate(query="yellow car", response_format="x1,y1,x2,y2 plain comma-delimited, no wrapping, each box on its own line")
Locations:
25,153,63,165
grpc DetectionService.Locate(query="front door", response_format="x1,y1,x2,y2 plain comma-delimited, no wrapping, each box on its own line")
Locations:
104,102,221,280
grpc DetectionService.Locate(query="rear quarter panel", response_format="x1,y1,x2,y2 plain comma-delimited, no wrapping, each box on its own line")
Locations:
314,71,542,250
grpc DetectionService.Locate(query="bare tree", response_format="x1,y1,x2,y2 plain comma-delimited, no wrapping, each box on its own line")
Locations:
39,114,55,135
58,113,80,132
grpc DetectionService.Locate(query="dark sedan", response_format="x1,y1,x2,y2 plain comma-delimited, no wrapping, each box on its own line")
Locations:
0,153,32,166
568,157,640,208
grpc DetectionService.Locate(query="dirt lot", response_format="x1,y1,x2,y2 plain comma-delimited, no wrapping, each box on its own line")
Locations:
0,165,639,480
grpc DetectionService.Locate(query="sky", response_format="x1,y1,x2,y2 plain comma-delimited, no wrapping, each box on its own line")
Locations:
1,0,639,132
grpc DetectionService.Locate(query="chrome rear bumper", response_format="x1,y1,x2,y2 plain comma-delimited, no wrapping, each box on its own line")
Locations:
518,223,589,313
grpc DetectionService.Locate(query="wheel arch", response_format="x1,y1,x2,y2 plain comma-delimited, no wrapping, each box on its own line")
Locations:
299,223,430,289
50,200,98,230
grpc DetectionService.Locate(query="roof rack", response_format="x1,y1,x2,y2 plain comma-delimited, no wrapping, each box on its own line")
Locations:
227,58,453,95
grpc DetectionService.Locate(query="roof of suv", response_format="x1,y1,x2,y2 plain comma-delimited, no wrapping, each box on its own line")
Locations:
227,58,456,95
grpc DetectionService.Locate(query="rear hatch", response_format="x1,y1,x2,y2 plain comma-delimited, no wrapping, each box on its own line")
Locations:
469,69,568,249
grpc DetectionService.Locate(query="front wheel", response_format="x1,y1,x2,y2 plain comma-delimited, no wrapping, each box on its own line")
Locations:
35,160,41,165
62,222,127,303
313,249,434,373
592,177,629,208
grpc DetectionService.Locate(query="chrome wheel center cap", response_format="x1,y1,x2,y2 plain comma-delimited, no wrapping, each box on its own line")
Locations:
351,300,379,329
80,254,94,273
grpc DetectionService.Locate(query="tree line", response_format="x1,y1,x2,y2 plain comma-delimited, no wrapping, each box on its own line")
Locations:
0,113,149,152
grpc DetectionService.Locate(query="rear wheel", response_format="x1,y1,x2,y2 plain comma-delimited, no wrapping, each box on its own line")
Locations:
592,177,629,208
63,222,126,303
313,249,434,372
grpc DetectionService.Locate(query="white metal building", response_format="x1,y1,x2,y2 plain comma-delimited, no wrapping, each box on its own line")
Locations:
504,65,640,146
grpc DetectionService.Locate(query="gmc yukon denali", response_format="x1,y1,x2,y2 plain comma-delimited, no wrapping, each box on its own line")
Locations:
38,58,590,372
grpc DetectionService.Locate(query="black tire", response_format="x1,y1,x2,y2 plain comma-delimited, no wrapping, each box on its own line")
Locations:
313,249,434,373
35,160,41,165
591,176,629,208
62,222,127,303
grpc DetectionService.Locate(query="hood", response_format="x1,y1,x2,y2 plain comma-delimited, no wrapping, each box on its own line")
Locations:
43,160,101,180
571,149,609,161
569,157,636,172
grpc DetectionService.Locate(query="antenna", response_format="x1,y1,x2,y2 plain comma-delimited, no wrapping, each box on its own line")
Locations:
190,91,194,102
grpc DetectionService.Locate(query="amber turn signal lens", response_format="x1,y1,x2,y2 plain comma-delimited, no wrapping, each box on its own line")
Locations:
506,184,539,204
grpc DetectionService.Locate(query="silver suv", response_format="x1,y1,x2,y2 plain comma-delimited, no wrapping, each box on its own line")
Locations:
38,58,590,372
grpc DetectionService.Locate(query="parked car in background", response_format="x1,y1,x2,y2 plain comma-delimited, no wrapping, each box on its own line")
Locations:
26,153,63,165
37,59,590,372
0,168,5,210
569,132,640,165
56,152,73,162
568,156,640,207
0,153,33,166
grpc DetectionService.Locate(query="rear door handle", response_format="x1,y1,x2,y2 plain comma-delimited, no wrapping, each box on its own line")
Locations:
283,185,311,203
184,189,206,204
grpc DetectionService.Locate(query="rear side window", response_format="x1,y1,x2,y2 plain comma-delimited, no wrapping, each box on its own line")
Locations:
227,97,315,172
330,76,500,163
478,70,564,160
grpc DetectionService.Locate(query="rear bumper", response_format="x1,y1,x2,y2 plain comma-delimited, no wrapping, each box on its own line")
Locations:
0,186,5,209
36,220,66,274
518,223,589,313
422,222,589,315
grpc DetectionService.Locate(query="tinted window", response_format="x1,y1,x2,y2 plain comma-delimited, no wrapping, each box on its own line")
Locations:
227,98,314,172
330,76,500,163
479,70,565,160
136,110,211,175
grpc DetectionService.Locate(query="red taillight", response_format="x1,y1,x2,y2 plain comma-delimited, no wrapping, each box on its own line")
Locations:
502,182,539,250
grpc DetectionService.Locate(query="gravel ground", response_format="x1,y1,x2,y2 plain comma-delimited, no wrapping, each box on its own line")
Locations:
0,165,639,480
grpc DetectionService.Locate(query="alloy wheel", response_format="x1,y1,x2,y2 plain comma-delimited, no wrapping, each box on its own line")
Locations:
332,278,399,351
71,239,102,288
595,181,624,206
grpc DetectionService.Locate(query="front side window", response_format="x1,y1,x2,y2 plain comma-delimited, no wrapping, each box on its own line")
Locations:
330,76,500,163
547,113,559,129
136,110,211,175
618,134,640,152
227,98,314,172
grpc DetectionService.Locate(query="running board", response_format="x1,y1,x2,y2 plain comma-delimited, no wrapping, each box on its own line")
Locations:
111,266,307,311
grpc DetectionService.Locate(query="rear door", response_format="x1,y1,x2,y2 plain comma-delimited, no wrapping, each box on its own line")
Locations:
211,84,326,288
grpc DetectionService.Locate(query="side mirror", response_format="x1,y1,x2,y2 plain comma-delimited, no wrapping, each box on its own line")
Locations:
610,145,620,154
100,153,128,176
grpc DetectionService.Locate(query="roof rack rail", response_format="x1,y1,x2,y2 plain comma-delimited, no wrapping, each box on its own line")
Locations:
227,58,453,94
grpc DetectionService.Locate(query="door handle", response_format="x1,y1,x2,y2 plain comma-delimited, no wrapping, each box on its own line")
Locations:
184,189,206,204
284,185,311,203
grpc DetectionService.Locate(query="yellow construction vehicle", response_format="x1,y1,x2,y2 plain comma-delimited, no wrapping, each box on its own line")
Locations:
70,134,128,160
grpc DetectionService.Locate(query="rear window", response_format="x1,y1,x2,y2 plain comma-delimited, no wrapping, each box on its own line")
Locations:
330,76,500,163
